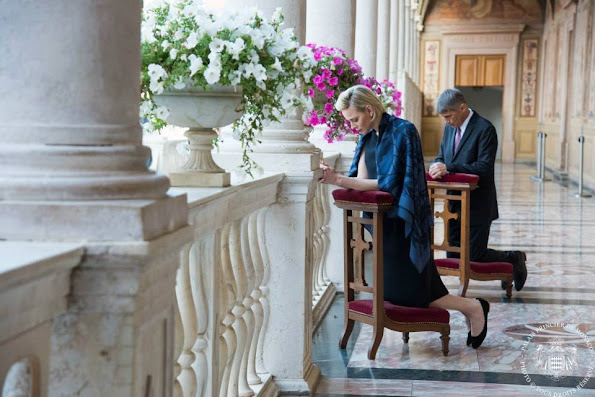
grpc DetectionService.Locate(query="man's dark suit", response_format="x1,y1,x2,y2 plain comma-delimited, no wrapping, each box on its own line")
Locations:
434,111,504,262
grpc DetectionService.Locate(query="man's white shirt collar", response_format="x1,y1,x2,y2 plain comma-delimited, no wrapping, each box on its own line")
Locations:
459,108,474,136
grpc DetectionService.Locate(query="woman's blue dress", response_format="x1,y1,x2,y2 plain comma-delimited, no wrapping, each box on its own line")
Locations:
360,117,448,308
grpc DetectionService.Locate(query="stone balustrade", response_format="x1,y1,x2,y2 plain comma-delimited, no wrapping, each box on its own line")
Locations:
0,243,83,397
170,175,283,397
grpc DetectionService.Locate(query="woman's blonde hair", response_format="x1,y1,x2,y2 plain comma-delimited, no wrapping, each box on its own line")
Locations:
335,85,385,121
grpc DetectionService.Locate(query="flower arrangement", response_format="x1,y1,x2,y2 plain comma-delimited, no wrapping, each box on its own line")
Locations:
140,1,314,174
301,44,363,142
302,44,403,143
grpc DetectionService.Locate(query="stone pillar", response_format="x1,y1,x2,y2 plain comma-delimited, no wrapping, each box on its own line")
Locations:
410,1,418,82
376,0,390,80
0,2,192,396
398,0,406,71
404,0,411,77
306,0,354,57
389,0,400,82
354,0,379,77
217,0,321,394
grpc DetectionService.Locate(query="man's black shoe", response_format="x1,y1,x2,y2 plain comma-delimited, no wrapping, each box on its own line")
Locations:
511,251,527,291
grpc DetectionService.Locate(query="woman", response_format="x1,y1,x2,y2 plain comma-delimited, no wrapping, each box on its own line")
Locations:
319,85,489,348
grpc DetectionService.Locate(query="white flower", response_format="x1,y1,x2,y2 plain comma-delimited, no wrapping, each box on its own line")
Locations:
204,66,221,84
155,106,170,120
250,49,259,64
170,48,178,60
253,64,267,81
188,54,203,76
209,38,225,53
149,81,165,94
271,7,283,23
242,63,256,78
296,46,313,61
230,70,242,86
140,100,153,115
174,29,185,41
252,34,265,50
148,64,167,81
161,40,171,51
208,55,222,69
180,54,188,61
272,57,283,72
280,92,294,110
184,32,199,49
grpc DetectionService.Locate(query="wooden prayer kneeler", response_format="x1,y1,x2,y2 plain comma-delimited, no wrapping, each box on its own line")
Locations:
332,189,450,359
426,173,514,298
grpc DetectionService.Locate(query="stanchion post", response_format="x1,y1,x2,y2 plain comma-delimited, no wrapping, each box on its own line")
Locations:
532,131,551,182
572,136,592,198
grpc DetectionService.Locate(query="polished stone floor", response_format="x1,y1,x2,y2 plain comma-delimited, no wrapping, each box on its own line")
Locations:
313,163,595,396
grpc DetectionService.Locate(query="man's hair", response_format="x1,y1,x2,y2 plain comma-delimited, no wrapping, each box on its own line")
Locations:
335,85,385,121
436,88,467,114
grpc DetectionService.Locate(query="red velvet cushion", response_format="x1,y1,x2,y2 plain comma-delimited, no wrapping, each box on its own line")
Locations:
332,189,394,205
435,258,513,274
349,299,449,324
426,172,480,184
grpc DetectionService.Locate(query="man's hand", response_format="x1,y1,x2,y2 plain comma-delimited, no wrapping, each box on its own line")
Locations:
428,162,448,179
319,160,341,186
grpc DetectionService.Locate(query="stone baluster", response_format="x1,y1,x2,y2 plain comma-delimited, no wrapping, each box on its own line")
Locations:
241,215,262,387
254,209,272,377
174,244,198,397
312,183,326,302
320,183,332,285
218,224,238,397
228,221,253,397
189,240,212,397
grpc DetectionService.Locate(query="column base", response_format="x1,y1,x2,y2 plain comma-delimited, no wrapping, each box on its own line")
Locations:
0,194,188,241
274,363,321,396
168,171,231,187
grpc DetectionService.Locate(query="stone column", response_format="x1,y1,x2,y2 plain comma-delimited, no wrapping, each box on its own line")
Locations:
306,0,354,57
404,0,411,77
410,1,419,83
389,0,400,82
398,0,406,71
0,2,192,396
354,0,379,77
376,0,390,80
217,1,321,394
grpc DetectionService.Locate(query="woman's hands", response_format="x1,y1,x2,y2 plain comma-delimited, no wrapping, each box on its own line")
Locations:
318,160,341,186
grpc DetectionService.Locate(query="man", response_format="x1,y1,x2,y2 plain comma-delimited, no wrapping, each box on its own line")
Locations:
428,88,527,291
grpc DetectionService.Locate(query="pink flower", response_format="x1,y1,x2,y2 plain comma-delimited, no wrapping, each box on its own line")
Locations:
316,82,326,91
320,116,327,124
338,68,344,75
328,76,338,86
332,57,343,65
325,89,335,99
313,75,323,85
314,51,322,61
324,102,334,114
308,87,315,97
337,133,345,141
321,69,332,80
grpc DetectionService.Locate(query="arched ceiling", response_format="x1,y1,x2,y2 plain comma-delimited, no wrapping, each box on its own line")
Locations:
419,0,547,27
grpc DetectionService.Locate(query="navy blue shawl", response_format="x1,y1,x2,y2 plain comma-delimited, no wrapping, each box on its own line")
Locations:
348,113,433,273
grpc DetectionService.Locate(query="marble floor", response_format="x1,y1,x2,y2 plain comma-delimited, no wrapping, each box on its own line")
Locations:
313,163,595,397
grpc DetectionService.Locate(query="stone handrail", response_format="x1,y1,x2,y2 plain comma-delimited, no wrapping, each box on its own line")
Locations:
0,242,83,397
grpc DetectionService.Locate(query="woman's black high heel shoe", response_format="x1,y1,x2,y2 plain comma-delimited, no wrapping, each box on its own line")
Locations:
467,332,472,346
470,298,490,349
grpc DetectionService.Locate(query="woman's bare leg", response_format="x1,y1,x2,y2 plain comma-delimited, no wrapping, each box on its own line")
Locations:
429,294,485,337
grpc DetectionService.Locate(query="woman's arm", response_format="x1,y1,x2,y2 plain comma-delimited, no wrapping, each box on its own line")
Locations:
319,152,379,191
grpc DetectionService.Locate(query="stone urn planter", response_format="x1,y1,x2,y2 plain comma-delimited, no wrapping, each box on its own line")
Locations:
154,85,243,187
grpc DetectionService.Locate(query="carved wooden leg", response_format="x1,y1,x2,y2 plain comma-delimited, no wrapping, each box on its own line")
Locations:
458,276,469,297
402,332,409,343
505,281,513,298
339,318,355,349
367,326,384,360
440,330,450,357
